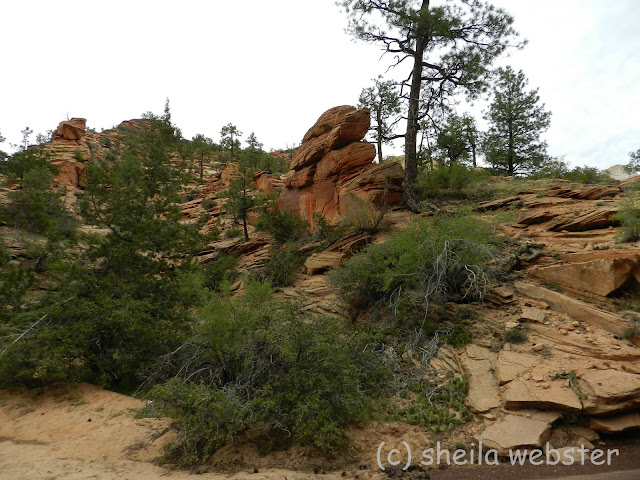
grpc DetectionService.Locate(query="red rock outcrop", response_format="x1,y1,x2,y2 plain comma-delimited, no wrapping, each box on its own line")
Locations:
278,106,403,226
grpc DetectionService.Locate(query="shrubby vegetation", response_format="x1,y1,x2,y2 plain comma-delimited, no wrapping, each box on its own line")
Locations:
530,159,612,184
146,280,390,464
0,103,203,389
331,213,498,325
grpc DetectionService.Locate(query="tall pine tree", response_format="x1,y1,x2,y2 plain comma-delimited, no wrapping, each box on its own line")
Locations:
482,67,551,175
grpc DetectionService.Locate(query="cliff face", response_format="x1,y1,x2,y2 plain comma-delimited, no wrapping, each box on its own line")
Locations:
278,106,403,226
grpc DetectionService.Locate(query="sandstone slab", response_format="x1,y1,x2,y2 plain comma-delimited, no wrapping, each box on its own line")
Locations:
303,251,347,275
477,414,553,456
530,258,639,298
589,412,640,433
502,378,583,414
579,369,640,415
459,345,501,412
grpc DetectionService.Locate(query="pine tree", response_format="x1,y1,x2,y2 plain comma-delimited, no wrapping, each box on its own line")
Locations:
339,0,521,208
358,76,402,163
482,67,551,175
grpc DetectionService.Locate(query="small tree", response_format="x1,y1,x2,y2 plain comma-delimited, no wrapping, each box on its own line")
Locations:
625,149,640,175
220,123,242,161
482,67,551,175
358,76,402,163
192,134,214,179
0,130,6,161
436,113,473,166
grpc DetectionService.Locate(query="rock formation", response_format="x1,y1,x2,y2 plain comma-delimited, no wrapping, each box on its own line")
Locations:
279,106,403,226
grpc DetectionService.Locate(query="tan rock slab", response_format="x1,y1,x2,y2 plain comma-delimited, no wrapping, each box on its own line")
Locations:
303,251,347,275
530,258,639,297
514,281,637,344
477,414,553,456
502,378,583,414
519,306,547,323
495,350,538,385
580,369,640,415
589,412,640,433
459,345,500,413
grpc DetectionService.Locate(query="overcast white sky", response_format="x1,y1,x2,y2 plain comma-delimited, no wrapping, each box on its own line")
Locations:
1,0,638,169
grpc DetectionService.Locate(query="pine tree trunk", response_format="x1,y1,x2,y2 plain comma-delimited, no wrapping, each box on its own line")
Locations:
377,108,383,164
404,36,426,211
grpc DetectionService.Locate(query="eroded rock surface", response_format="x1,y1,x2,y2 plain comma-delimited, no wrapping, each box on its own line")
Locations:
279,106,403,226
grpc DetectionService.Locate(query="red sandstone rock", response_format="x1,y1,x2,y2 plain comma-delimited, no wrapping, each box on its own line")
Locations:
55,118,86,141
278,106,403,226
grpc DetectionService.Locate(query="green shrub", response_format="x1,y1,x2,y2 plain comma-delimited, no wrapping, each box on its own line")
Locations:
200,198,215,210
146,282,389,464
563,166,612,184
224,227,243,238
613,198,640,243
255,208,308,244
443,323,472,348
256,242,303,287
504,326,528,344
202,253,237,291
417,163,488,199
392,375,472,431
331,214,498,316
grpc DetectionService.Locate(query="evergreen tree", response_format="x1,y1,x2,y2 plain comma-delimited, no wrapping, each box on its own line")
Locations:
0,130,6,161
0,105,203,388
339,0,521,208
358,76,402,163
625,149,640,175
220,123,242,161
192,134,214,179
482,67,551,175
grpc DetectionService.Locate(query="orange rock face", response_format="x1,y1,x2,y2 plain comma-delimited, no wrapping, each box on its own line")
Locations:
278,106,403,226
55,118,87,141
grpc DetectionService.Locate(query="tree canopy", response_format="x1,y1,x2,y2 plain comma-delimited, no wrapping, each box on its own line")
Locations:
339,0,522,207
358,76,402,163
482,66,551,175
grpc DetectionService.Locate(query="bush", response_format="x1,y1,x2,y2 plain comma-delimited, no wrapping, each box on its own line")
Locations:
201,198,215,210
146,281,389,464
613,198,640,243
256,242,303,287
202,253,237,291
343,196,389,234
330,213,498,317
504,326,528,344
255,208,308,244
417,163,488,199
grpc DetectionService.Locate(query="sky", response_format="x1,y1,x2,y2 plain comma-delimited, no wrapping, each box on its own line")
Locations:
1,0,638,169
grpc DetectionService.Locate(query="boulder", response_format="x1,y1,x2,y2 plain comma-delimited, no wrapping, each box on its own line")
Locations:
477,414,554,456
304,251,347,275
254,172,282,195
519,306,547,323
55,118,87,141
575,185,622,200
589,412,640,433
530,258,640,297
579,369,640,415
279,106,403,226
549,207,617,232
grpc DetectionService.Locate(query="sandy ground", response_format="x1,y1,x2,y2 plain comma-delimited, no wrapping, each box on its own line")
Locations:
1,383,639,480
0,383,346,480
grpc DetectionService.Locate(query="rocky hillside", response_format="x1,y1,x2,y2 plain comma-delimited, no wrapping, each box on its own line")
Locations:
1,107,640,478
